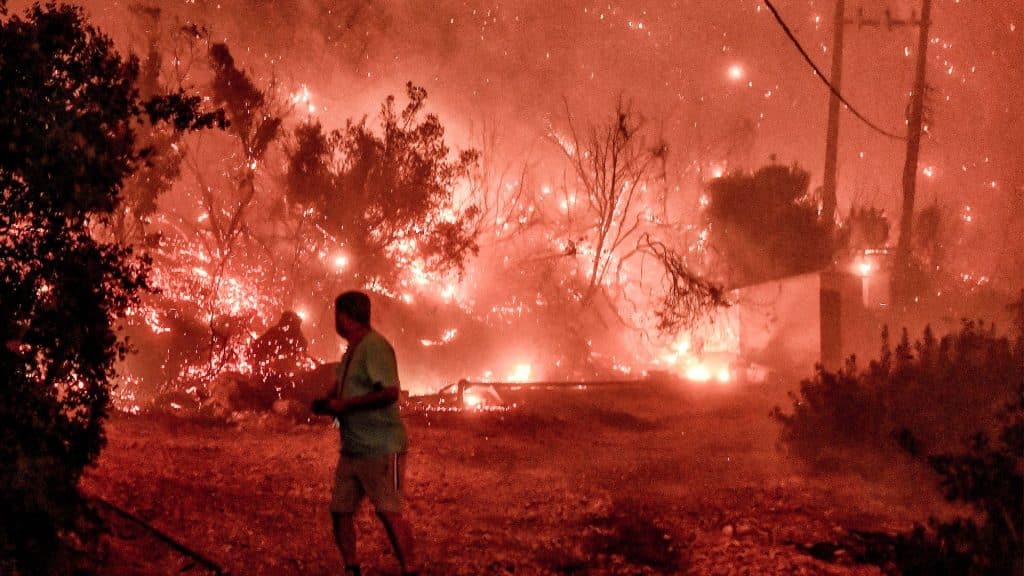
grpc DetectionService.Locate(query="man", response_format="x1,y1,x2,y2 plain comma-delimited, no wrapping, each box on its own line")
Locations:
312,291,418,576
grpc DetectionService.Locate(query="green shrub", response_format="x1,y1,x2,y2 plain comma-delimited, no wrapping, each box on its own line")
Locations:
773,310,1023,574
772,321,1021,461
0,4,220,572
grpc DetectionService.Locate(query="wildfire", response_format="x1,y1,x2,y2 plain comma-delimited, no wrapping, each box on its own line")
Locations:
507,363,533,383
856,260,873,277
420,328,459,347
289,84,316,114
656,308,740,385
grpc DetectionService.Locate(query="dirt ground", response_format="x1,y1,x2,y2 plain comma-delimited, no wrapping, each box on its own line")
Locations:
80,378,955,575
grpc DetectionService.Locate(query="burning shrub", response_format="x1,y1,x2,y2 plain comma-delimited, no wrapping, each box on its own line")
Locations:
0,4,220,571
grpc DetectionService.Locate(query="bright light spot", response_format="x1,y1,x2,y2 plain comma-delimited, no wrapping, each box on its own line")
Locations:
290,84,313,108
401,293,414,304
923,166,935,178
333,255,349,270
727,64,744,81
463,390,482,408
508,363,532,383
716,367,731,383
962,205,973,223
440,283,458,300
685,364,711,382
295,308,307,321
856,261,873,277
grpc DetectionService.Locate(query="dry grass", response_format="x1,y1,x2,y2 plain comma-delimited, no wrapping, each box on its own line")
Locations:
80,379,954,575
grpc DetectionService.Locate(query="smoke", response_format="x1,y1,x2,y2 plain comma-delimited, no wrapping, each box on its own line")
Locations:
7,0,1021,395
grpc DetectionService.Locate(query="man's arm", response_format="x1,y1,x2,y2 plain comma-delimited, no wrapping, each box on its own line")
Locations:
327,384,398,414
311,362,343,416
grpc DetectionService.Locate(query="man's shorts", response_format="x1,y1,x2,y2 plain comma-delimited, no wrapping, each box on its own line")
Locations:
331,452,406,514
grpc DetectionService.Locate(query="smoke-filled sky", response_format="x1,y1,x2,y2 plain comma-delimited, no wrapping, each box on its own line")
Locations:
61,0,1020,278
14,0,1024,279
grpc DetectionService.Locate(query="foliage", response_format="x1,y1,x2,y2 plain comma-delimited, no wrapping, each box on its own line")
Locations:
772,321,1021,459
706,163,834,287
284,82,480,285
0,4,219,571
840,205,889,253
893,399,1023,575
114,10,211,246
773,314,1024,575
638,234,729,333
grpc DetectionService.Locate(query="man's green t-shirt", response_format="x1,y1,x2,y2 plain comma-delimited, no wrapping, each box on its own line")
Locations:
334,329,408,456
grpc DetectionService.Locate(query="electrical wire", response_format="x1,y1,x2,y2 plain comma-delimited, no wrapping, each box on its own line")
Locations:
761,0,907,141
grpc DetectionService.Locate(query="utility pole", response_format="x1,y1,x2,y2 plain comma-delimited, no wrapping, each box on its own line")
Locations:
821,0,845,231
824,2,922,232
894,0,932,305
819,0,843,229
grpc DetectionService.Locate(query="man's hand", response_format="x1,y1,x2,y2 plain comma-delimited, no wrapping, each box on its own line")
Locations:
311,397,334,416
311,397,348,416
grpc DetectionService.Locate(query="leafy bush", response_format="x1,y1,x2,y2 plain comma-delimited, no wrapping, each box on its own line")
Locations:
772,321,1021,461
706,163,834,287
773,311,1023,574
895,397,1023,575
0,4,219,572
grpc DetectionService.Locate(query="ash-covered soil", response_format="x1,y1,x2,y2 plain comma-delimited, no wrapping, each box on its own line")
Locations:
80,379,954,575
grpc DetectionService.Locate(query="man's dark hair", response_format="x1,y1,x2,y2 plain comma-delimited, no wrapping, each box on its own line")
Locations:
335,291,372,325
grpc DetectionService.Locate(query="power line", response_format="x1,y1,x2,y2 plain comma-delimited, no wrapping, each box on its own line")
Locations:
761,0,907,141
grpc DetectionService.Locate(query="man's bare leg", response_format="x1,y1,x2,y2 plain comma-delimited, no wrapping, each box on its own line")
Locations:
331,512,360,574
377,510,418,574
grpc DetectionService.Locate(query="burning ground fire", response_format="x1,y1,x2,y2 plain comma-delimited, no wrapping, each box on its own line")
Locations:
106,79,729,413
89,0,1017,418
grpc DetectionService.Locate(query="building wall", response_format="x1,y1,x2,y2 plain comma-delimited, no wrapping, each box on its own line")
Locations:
737,272,822,373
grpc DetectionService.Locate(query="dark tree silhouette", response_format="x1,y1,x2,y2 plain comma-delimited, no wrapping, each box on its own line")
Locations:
0,4,221,571
842,205,890,253
706,163,834,287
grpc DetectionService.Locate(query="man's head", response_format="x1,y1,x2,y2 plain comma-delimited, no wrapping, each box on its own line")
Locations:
334,291,371,339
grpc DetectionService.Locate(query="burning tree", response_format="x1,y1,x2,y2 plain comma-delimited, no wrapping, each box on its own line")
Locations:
552,100,659,310
283,82,480,291
0,3,220,571
548,101,726,337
